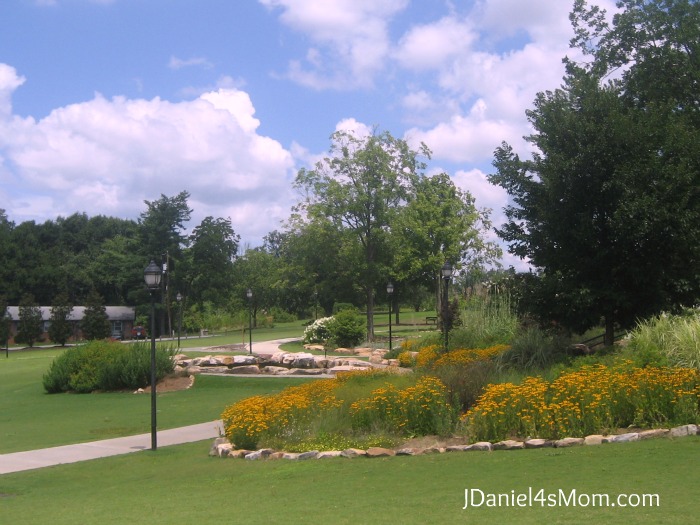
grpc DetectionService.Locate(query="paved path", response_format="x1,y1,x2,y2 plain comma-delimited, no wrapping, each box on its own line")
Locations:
0,338,300,475
0,420,224,475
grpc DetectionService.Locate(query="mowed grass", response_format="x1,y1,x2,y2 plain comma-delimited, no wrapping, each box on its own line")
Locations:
0,437,697,524
0,348,314,453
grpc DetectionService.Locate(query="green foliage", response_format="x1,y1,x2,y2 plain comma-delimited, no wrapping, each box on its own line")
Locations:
81,290,110,340
0,295,10,346
48,293,73,346
496,326,572,372
326,309,365,348
43,340,175,393
17,293,43,347
449,292,519,349
627,311,700,369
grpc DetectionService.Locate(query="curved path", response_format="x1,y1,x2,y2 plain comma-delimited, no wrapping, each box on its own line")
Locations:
0,338,298,475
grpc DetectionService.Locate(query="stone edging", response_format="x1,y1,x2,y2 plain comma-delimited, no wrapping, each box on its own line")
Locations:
210,424,699,461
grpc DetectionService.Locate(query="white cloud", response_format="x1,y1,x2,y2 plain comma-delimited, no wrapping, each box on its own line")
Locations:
0,69,296,243
394,17,477,71
259,0,408,89
0,64,26,116
168,56,214,70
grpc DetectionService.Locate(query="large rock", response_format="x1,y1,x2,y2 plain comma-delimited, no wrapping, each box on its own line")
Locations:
670,424,699,437
209,437,230,457
396,448,422,456
492,440,524,450
366,447,396,457
466,442,493,452
287,368,325,376
602,432,639,444
445,445,472,452
554,437,584,448
262,366,290,375
232,355,259,366
584,434,606,445
227,365,260,375
639,429,670,440
298,451,319,460
340,448,367,458
245,448,275,460
317,451,343,459
524,438,553,449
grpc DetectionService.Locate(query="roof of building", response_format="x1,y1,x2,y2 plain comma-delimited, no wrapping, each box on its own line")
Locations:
6,306,136,322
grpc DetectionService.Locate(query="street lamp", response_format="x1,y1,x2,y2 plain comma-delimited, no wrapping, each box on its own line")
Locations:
246,288,253,355
313,289,318,321
441,261,453,352
176,292,182,349
144,260,162,451
386,282,394,352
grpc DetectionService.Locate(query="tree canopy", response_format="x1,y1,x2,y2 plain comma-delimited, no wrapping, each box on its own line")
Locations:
489,0,700,344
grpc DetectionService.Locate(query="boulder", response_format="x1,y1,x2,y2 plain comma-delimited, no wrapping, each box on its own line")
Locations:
298,451,319,460
282,452,301,460
262,366,290,375
492,440,525,450
227,365,261,375
288,368,325,375
317,451,343,459
396,448,422,456
603,432,639,444
445,445,472,452
554,437,584,448
466,442,493,452
304,344,325,351
639,429,670,440
584,434,606,445
232,355,258,366
209,437,230,457
366,447,396,457
670,424,699,437
245,448,275,460
340,448,367,458
524,439,553,449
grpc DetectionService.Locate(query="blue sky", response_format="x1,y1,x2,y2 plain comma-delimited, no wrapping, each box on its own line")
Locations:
0,0,617,269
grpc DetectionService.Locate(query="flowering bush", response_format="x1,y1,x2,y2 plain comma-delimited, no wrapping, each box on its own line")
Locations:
303,316,334,344
463,362,700,441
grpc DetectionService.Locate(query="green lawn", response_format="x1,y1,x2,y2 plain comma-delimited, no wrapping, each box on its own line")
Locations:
0,436,696,524
0,348,314,453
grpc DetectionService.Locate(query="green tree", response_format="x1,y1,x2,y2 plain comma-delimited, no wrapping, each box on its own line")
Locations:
48,293,74,346
81,290,111,340
489,0,700,345
294,129,429,340
393,172,500,320
0,295,10,350
17,294,43,347
185,216,239,307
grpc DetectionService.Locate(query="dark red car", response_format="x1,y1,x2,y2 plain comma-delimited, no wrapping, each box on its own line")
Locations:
131,326,147,339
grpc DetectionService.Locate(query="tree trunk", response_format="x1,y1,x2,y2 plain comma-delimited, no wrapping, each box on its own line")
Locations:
366,287,374,342
604,314,615,347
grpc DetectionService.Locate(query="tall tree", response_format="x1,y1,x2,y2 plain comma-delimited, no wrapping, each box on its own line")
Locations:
185,216,239,307
393,172,500,317
17,294,43,348
489,0,700,345
81,290,111,340
0,295,10,351
48,293,74,346
294,129,429,339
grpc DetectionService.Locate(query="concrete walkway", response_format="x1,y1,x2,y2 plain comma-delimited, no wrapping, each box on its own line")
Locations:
0,338,301,475
0,420,224,475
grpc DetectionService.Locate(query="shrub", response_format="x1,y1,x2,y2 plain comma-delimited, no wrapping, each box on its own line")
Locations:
496,327,571,372
43,340,175,393
327,309,365,348
303,316,334,344
452,292,519,349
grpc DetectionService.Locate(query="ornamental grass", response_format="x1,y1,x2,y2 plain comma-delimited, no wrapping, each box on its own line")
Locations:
463,362,700,442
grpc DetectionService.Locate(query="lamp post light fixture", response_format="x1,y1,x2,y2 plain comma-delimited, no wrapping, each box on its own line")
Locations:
144,260,163,451
441,261,453,352
176,292,182,349
386,282,394,352
246,288,253,355
313,289,318,321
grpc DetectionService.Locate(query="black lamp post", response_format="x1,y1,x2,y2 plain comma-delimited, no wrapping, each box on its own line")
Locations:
246,288,253,355
313,289,318,321
144,260,163,451
441,261,453,352
176,292,182,349
387,282,394,351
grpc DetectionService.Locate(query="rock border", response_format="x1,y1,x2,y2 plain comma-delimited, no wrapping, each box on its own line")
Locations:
210,424,699,460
